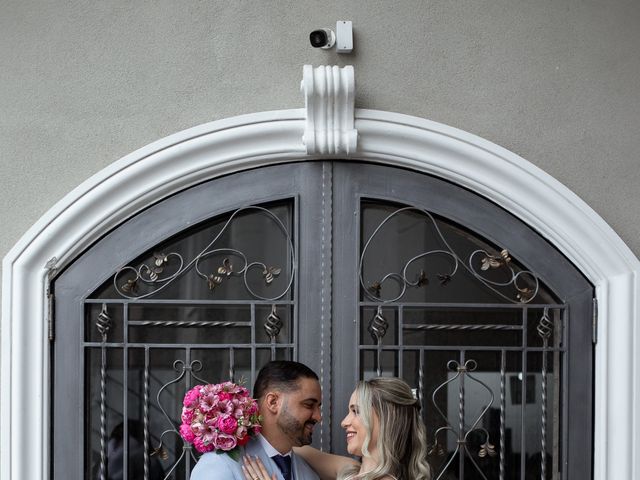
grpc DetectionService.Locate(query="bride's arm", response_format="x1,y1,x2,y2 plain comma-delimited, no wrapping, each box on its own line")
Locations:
294,446,359,480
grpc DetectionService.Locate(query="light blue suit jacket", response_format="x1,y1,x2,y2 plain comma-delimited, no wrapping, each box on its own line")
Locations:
190,436,319,480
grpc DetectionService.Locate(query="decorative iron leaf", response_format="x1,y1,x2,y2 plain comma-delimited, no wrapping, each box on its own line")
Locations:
207,274,223,290
151,446,169,460
263,266,281,285
121,278,138,294
428,442,445,456
481,256,502,270
217,258,233,277
368,281,382,298
417,270,429,287
479,441,496,458
153,252,168,267
438,274,451,286
516,287,533,302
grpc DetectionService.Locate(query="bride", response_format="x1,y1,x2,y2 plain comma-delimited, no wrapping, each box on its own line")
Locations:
242,377,431,480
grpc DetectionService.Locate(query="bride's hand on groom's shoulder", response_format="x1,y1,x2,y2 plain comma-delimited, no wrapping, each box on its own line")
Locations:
242,455,277,480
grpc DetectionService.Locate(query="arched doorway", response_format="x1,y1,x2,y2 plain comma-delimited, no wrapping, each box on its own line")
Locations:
53,161,592,479
2,107,637,480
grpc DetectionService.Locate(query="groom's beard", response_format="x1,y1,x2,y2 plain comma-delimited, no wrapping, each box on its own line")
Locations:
277,404,317,446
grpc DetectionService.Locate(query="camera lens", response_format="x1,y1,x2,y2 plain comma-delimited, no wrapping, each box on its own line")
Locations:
309,30,328,48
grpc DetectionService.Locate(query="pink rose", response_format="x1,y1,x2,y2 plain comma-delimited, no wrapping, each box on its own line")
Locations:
183,387,201,408
236,425,247,438
246,402,258,415
181,407,195,424
214,433,237,451
191,421,208,437
217,414,238,434
218,392,232,401
194,436,215,453
179,423,196,443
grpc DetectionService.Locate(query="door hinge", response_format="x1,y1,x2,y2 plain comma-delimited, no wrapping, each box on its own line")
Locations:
47,289,55,342
592,297,598,345
45,256,58,343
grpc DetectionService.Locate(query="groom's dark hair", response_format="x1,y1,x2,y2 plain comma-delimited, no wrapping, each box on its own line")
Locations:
253,360,319,399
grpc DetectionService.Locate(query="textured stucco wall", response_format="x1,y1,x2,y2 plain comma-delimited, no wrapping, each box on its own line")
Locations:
2,0,639,281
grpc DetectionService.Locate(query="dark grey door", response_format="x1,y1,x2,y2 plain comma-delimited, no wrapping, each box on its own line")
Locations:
330,163,592,480
52,161,593,480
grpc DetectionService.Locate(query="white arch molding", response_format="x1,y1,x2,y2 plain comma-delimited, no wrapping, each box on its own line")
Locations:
2,77,639,480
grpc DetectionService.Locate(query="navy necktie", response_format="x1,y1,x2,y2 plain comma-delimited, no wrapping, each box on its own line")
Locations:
272,454,292,480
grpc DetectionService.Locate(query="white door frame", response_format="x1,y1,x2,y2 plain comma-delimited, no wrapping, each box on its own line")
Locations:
2,83,639,480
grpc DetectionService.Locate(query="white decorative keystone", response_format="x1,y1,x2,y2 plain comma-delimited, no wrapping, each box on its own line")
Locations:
301,64,357,155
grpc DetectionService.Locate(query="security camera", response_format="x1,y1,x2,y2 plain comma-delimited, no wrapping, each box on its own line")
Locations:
309,28,336,49
309,21,353,53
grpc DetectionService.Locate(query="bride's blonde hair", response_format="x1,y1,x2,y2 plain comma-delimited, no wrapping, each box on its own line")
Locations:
337,377,432,480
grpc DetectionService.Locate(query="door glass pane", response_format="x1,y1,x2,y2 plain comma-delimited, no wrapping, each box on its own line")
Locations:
359,199,564,480
83,200,295,479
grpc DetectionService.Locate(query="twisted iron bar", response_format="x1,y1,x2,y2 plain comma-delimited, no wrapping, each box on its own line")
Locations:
134,320,244,328
405,324,522,331
418,350,424,420
113,206,295,301
458,364,466,479
96,304,112,480
537,308,553,480
144,348,150,480
499,351,506,480
359,207,539,304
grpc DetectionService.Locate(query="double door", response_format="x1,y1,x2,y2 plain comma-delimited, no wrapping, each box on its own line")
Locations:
53,162,593,479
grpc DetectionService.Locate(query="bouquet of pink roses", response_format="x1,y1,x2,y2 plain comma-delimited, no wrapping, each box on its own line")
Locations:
179,381,262,458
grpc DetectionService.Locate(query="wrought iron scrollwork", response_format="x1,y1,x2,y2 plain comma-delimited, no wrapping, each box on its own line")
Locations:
429,359,497,480
152,360,209,480
113,206,295,300
359,207,539,304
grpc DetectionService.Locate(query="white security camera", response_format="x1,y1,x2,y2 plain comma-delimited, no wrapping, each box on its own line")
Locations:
309,28,336,49
309,21,353,53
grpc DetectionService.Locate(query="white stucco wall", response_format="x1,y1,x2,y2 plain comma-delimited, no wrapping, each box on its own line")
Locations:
2,0,639,274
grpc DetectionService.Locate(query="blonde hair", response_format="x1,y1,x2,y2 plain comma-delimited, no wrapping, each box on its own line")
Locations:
338,377,432,480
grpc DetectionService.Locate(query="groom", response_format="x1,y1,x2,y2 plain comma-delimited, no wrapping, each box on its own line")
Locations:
190,360,322,480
